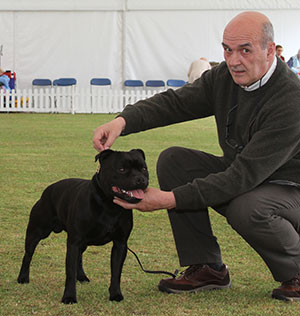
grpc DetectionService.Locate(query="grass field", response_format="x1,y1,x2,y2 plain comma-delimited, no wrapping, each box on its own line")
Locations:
0,113,298,315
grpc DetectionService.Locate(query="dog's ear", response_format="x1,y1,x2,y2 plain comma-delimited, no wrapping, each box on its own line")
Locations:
131,149,145,161
95,149,114,163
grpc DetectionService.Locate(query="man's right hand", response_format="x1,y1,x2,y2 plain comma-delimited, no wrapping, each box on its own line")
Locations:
93,117,126,152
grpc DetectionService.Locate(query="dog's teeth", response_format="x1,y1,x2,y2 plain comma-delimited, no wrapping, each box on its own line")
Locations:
129,192,133,197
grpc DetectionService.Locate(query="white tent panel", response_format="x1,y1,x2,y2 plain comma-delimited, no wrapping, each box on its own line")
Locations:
12,11,122,89
0,12,14,72
125,10,232,82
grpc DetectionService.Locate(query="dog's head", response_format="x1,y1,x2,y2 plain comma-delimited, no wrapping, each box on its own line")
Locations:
95,149,149,203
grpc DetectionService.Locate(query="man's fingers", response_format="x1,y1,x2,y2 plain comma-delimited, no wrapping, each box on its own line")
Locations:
93,129,110,152
113,197,136,209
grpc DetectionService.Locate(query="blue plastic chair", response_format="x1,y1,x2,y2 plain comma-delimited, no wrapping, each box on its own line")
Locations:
32,79,52,87
167,79,186,88
90,78,111,86
124,80,144,87
53,78,77,86
145,80,165,88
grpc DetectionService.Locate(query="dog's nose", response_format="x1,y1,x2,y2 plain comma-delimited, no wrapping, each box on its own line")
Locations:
136,177,146,185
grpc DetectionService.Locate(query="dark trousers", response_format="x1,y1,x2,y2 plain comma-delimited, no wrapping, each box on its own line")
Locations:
156,146,300,282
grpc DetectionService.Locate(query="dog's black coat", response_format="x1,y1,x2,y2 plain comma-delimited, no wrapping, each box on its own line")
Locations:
17,149,148,304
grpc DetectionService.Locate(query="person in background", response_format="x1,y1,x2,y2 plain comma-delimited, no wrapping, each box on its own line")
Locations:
0,68,11,92
287,49,300,75
93,11,300,302
275,44,285,61
187,57,212,83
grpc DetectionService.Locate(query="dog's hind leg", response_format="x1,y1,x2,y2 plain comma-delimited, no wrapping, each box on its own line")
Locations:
77,246,90,283
17,221,52,284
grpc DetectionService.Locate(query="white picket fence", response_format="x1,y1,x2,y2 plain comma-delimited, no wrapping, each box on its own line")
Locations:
0,87,166,114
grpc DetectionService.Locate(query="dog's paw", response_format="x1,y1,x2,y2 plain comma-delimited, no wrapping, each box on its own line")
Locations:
77,274,90,283
109,293,124,302
61,296,77,304
17,275,29,284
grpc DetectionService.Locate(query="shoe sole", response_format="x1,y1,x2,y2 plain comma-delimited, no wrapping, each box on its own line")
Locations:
272,293,300,302
158,281,232,294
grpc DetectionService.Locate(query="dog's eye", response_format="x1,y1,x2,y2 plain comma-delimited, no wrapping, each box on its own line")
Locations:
119,168,126,173
142,167,147,172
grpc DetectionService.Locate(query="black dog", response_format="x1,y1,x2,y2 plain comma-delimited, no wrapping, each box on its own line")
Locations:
17,149,148,304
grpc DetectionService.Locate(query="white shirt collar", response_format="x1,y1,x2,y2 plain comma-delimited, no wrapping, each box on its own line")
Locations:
242,57,277,92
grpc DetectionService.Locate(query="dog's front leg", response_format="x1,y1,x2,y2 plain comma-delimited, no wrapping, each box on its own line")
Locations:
77,246,90,283
61,238,79,304
109,241,127,301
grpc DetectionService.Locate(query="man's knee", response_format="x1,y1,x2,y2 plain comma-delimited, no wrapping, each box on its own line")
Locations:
157,146,183,177
157,146,185,190
157,145,185,164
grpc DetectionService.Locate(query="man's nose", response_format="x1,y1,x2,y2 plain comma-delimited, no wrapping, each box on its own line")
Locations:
227,52,241,66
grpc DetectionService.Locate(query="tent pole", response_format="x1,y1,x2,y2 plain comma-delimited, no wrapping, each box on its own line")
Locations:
121,0,128,90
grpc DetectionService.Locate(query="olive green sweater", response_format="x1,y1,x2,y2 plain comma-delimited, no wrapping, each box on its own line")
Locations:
120,58,300,210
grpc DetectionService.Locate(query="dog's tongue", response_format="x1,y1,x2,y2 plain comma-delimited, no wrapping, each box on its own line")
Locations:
129,189,145,199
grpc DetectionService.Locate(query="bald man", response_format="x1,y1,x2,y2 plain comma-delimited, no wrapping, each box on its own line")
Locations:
93,12,300,301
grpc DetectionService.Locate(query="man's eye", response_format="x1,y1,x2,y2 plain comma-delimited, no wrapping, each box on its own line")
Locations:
242,48,250,53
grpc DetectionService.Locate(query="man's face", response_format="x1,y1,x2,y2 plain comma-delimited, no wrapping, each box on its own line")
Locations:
276,47,283,56
222,27,274,86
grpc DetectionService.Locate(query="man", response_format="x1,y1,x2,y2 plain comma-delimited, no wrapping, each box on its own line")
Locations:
93,12,300,301
287,49,300,75
187,57,212,83
275,44,285,61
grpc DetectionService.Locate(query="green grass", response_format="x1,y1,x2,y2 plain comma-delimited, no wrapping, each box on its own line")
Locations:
0,113,298,315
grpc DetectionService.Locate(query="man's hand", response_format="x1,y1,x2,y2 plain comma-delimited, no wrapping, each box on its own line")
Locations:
93,117,126,152
113,187,176,212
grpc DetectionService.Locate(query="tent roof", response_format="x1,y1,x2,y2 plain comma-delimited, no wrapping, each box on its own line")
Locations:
1,0,300,11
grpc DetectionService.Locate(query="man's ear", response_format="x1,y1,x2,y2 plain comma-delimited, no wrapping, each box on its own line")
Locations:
267,42,276,59
95,149,114,163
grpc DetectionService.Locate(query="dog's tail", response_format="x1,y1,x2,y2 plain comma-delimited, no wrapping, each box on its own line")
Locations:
127,247,179,279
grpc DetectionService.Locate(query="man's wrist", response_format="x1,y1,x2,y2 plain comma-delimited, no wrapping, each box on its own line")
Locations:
115,116,126,134
163,191,176,210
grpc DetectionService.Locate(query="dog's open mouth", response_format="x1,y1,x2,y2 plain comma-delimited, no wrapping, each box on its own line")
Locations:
112,186,145,203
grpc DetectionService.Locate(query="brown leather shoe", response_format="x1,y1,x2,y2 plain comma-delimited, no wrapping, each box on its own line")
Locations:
272,273,300,301
158,264,231,294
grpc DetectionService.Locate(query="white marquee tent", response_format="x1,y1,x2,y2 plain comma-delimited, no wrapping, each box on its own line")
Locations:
1,0,300,89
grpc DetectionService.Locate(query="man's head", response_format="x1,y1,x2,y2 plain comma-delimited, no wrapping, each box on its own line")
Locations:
222,11,275,87
276,45,283,57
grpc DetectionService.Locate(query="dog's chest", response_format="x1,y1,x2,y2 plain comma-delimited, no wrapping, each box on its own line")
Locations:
84,213,128,246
